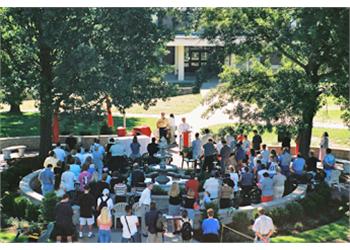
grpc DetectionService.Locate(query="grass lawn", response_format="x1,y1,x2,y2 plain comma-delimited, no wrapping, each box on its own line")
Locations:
125,93,202,115
207,123,350,148
0,231,27,243
271,216,350,243
314,109,345,124
0,112,157,137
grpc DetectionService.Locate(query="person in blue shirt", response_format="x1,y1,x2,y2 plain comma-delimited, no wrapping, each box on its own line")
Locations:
92,142,104,180
201,208,220,242
292,153,305,176
69,157,81,180
130,136,141,161
323,148,335,180
38,164,55,195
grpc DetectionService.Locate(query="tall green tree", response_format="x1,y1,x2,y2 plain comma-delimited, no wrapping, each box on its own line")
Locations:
2,8,174,159
200,8,349,157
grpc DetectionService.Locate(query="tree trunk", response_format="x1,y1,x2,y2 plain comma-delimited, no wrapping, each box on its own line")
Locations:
8,103,21,114
38,44,53,160
298,106,316,158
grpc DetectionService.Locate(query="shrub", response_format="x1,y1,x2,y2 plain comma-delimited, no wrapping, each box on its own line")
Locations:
13,196,31,219
25,202,40,222
285,202,304,223
268,207,290,228
299,197,318,218
0,192,18,216
231,212,252,232
39,192,58,223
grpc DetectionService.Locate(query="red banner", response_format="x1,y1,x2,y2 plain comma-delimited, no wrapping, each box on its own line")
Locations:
52,111,60,144
106,97,114,128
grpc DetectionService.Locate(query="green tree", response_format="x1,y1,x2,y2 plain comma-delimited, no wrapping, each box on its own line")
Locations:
2,8,174,159
200,8,349,156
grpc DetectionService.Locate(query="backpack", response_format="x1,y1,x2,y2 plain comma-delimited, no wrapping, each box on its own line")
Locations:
97,196,110,213
155,212,165,232
181,220,192,240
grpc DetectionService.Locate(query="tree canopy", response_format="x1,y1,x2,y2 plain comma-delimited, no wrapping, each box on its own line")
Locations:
200,8,349,156
1,8,175,158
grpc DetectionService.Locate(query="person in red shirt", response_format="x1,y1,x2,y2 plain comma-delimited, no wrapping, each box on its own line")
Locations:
185,174,200,201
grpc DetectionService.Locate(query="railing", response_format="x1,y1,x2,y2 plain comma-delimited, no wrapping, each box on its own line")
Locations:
220,224,255,242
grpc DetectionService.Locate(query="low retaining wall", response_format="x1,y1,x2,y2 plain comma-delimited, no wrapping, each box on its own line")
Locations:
2,135,349,160
19,169,43,205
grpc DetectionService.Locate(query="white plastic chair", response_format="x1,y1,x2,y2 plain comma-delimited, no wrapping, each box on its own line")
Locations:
112,202,128,230
326,170,341,191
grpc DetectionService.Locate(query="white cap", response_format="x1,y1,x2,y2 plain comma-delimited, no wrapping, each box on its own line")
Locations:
102,188,110,195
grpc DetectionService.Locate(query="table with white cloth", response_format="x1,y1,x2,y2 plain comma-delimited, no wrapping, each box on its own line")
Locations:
114,135,150,157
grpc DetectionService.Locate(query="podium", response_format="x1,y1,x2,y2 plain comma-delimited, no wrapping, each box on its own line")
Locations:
183,131,191,148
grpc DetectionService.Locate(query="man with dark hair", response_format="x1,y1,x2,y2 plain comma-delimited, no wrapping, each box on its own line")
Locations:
38,164,55,195
202,138,217,173
259,172,274,202
147,137,159,164
145,202,164,243
78,185,95,239
306,151,319,175
292,153,305,176
121,205,140,242
252,130,262,152
54,142,66,162
131,165,146,188
65,134,77,151
220,139,231,173
96,173,111,196
55,194,74,243
201,208,220,242
323,148,336,181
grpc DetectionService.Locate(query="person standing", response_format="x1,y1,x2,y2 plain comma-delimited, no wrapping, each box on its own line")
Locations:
60,164,75,196
78,163,92,192
306,151,319,176
53,142,66,163
178,117,191,150
203,172,221,200
109,139,127,172
202,138,218,173
180,210,193,242
168,113,177,144
168,182,182,234
38,164,55,195
278,147,292,176
55,194,74,243
97,207,112,243
272,167,287,199
65,134,77,152
139,182,153,237
201,128,213,146
220,140,232,173
92,141,104,181
147,137,159,164
252,207,275,243
96,188,114,217
78,185,96,239
319,132,329,161
292,153,305,176
242,135,251,155
201,208,220,242
191,132,202,168
323,148,336,181
260,144,270,166
130,135,141,161
259,172,274,202
185,173,200,201
235,143,246,170
156,112,169,140
120,205,140,243
252,129,262,152
145,202,164,243
43,151,59,169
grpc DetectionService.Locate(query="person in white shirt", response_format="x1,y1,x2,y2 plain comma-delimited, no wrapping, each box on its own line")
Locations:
178,117,191,150
76,148,85,165
258,165,269,183
272,167,287,199
260,144,270,165
268,156,278,177
138,182,153,236
96,189,114,216
168,113,177,144
43,151,59,169
229,167,240,193
53,142,66,162
201,128,213,146
203,173,220,200
60,165,76,193
120,205,140,242
252,207,275,243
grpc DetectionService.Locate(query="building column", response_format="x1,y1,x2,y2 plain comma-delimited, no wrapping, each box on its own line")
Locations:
174,46,178,74
177,45,185,81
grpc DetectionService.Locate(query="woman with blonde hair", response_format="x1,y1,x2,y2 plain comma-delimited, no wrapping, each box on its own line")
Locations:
97,207,112,243
168,182,182,234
